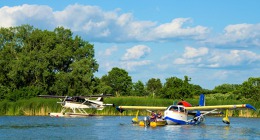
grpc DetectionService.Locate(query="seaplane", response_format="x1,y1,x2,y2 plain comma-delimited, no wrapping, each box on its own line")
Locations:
38,94,114,117
116,94,256,127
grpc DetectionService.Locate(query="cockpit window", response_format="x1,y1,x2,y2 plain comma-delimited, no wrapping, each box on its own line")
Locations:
179,107,185,112
168,106,186,113
169,106,179,111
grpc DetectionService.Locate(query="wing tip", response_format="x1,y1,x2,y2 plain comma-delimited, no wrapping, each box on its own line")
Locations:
245,104,256,111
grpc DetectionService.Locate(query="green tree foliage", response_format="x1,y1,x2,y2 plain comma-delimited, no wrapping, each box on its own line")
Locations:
0,25,98,99
92,77,112,95
160,76,198,99
101,67,132,96
131,80,146,96
1,25,259,103
146,78,162,98
213,83,240,94
161,77,183,99
240,77,260,101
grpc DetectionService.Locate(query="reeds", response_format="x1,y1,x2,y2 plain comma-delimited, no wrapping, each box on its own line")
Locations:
0,96,258,117
0,98,61,116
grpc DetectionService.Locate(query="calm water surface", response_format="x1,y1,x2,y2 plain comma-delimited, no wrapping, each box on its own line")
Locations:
0,116,260,140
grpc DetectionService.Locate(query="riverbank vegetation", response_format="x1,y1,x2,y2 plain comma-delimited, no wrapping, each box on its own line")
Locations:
0,25,259,117
0,96,259,117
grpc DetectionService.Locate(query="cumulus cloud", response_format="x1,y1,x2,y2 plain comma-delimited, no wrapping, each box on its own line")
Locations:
173,46,260,69
174,57,202,65
182,46,208,58
206,49,260,67
150,18,209,40
173,47,208,64
0,4,209,43
0,4,55,28
104,46,118,56
120,60,151,71
206,23,260,47
121,45,151,60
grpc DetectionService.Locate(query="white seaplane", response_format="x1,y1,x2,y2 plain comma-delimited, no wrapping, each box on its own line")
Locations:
38,94,114,117
116,94,256,126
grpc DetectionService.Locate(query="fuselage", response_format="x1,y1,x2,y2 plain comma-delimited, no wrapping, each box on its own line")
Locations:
163,105,205,125
63,101,104,110
164,105,188,125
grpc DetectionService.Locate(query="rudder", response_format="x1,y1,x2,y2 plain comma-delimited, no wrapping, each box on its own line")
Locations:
199,94,205,106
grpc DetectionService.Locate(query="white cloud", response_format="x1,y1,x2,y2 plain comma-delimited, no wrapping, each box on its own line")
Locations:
206,23,260,47
104,46,118,56
121,45,151,60
0,4,54,28
150,18,209,40
174,46,260,68
157,64,169,70
174,57,202,65
182,46,208,58
173,46,208,64
0,4,209,43
206,49,260,67
120,60,151,71
119,45,152,71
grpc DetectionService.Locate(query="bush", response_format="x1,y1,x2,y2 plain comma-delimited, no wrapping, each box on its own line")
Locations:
5,86,46,101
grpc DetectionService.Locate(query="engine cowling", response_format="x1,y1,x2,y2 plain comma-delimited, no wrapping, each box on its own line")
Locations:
177,101,192,107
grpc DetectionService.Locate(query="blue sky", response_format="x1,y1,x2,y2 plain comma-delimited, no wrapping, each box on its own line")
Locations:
1,0,260,89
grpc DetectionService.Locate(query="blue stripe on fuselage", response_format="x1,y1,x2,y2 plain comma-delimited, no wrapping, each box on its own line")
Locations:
164,116,187,125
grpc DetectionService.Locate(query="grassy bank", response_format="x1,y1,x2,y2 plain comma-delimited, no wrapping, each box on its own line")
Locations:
0,98,60,116
0,96,259,117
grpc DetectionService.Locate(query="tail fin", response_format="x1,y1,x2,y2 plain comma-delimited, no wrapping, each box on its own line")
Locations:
199,94,205,106
97,97,103,102
194,94,205,118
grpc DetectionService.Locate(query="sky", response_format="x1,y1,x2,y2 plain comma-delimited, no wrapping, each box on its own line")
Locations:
1,0,260,89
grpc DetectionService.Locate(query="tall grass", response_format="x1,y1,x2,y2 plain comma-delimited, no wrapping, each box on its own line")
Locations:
0,98,61,116
0,96,258,117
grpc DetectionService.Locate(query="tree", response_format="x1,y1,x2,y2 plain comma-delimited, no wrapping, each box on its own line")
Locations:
102,67,132,96
0,25,98,99
161,77,183,99
146,78,162,98
213,84,240,94
92,77,112,95
160,76,194,99
240,77,260,101
131,80,146,96
189,84,204,96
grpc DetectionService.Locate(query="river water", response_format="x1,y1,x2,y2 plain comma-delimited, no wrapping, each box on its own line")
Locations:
0,116,259,140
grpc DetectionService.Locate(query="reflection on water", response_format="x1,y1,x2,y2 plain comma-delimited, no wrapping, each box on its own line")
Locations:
0,123,75,129
0,116,259,140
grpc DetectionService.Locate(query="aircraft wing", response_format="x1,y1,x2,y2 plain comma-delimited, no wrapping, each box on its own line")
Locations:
117,106,167,110
185,104,256,111
38,95,67,98
38,94,112,99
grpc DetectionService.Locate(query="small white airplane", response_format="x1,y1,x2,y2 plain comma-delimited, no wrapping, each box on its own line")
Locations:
116,94,256,126
38,94,114,117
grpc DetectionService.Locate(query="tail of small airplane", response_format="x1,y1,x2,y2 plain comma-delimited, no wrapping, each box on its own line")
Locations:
195,94,205,117
97,97,103,102
199,94,205,106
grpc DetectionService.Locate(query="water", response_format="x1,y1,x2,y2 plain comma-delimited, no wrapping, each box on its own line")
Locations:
0,116,260,140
